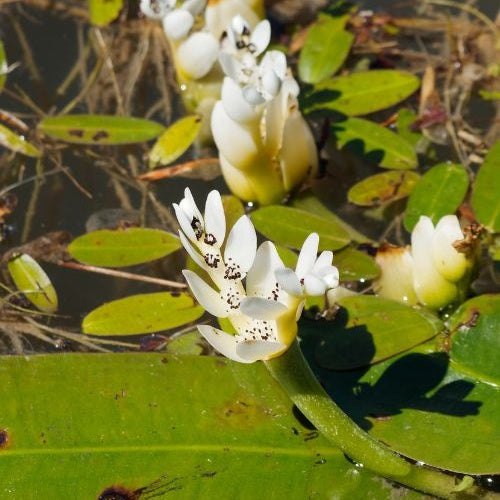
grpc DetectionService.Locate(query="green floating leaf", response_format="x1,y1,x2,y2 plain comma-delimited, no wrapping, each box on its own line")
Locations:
298,14,354,84
315,341,500,475
404,162,469,232
331,118,418,169
397,109,422,148
0,353,423,498
0,123,41,157
292,194,372,243
471,142,500,232
251,206,350,251
448,294,500,386
88,0,123,26
0,41,7,90
305,70,420,116
38,115,164,145
148,115,201,168
83,292,203,335
166,331,204,356
333,247,380,281
348,171,420,206
68,228,181,267
308,296,443,370
7,253,58,312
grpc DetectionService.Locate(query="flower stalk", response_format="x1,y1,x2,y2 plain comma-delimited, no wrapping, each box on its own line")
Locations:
265,340,491,499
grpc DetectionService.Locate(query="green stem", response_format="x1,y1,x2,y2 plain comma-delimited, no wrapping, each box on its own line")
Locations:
264,340,491,499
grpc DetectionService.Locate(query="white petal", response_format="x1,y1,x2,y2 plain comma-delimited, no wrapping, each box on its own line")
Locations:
163,10,194,40
261,69,282,98
275,268,302,296
221,77,260,124
313,251,333,272
183,270,229,317
176,32,219,79
235,340,286,362
242,86,266,105
211,101,260,170
140,0,175,19
204,190,226,247
219,154,257,201
260,50,287,80
250,20,271,55
224,215,257,273
219,52,243,82
296,233,319,278
317,265,339,288
182,0,205,16
433,215,467,282
178,230,206,270
303,274,327,296
246,241,285,297
231,14,248,35
240,297,288,320
205,2,259,39
197,325,248,363
180,187,203,225
173,203,197,242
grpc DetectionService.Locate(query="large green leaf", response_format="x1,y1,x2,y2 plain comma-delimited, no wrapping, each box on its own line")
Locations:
348,171,420,206
333,247,380,281
7,253,58,312
82,291,204,335
404,163,469,231
0,123,41,157
298,14,354,84
308,296,443,370
471,142,500,232
68,228,181,267
88,0,123,26
448,294,500,386
305,70,420,116
331,118,418,169
38,115,164,145
148,115,201,168
0,353,424,499
251,206,350,251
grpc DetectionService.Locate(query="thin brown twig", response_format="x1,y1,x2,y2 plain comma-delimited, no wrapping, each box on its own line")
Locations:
57,260,187,289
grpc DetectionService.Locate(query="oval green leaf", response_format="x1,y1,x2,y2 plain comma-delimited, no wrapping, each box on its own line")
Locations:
404,162,469,232
7,253,58,312
310,296,443,370
89,0,123,26
471,142,500,232
68,228,181,267
0,123,41,157
447,294,500,386
38,115,165,145
83,291,204,335
348,171,420,206
0,353,424,498
251,206,351,251
331,118,418,169
333,247,380,281
305,70,420,116
298,14,354,84
148,115,201,168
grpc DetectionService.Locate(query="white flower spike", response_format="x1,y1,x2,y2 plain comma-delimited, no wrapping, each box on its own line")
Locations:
175,189,340,363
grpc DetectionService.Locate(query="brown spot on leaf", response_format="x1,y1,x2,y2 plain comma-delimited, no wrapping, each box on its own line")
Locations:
98,486,138,500
92,130,110,141
68,129,84,137
0,429,9,449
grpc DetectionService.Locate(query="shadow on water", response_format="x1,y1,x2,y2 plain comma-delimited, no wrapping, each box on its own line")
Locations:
298,316,482,431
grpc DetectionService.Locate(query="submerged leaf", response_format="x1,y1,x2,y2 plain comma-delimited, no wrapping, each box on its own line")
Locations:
148,115,201,168
404,162,469,231
298,14,354,84
331,118,417,169
68,228,181,267
38,115,164,145
83,292,203,335
7,253,58,312
0,123,41,157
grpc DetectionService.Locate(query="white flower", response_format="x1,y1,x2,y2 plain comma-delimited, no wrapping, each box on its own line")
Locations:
175,189,338,362
140,0,176,20
374,215,472,310
205,0,261,39
162,0,207,40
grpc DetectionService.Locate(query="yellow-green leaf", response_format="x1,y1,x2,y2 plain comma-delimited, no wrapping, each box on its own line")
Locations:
0,123,41,157
7,253,58,312
88,0,123,26
0,41,7,90
38,115,164,145
68,228,181,267
83,292,204,335
148,115,201,168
